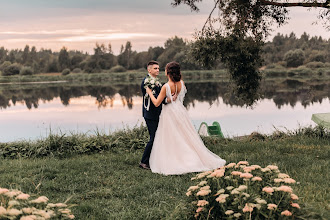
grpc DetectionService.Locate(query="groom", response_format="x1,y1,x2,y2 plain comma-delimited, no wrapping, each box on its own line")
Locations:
139,61,167,170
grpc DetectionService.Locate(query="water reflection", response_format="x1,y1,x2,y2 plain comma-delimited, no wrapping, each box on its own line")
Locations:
0,78,329,110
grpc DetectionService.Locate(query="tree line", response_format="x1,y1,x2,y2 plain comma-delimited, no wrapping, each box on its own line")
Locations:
0,33,329,76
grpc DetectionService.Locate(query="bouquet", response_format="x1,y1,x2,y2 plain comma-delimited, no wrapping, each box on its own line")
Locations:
143,76,162,111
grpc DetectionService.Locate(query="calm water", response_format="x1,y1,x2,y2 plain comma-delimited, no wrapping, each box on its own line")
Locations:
0,79,329,142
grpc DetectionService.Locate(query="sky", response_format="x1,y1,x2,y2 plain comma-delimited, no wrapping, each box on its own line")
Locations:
0,0,329,54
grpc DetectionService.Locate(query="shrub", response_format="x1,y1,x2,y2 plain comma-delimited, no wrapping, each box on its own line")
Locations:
72,68,82,73
305,62,325,69
0,187,75,219
2,63,21,76
62,68,70,76
20,66,34,75
0,61,11,71
186,162,302,219
109,65,127,73
284,49,305,67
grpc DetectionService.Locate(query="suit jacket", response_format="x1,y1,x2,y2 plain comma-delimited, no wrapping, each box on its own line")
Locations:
141,76,165,120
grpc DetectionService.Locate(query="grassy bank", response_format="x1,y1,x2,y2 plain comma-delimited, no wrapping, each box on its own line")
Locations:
0,70,228,85
0,126,329,219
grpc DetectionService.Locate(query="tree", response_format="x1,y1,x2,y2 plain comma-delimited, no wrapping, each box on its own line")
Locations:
284,49,305,67
58,47,70,71
172,0,330,105
118,41,133,69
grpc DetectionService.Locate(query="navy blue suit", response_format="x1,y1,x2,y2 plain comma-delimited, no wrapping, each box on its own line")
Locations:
140,76,165,165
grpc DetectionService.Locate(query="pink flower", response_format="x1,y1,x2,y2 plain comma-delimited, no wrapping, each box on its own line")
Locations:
210,169,225,178
283,178,296,184
278,173,290,179
266,165,278,170
21,216,37,220
16,193,30,200
197,200,209,206
231,171,242,176
0,206,6,215
240,173,253,179
0,188,9,194
197,190,211,196
251,165,261,169
276,185,293,193
68,214,75,219
267,204,277,210
225,163,236,168
291,194,299,200
196,207,204,213
242,203,254,213
216,194,229,203
30,196,49,203
274,178,283,183
243,166,255,173
281,210,292,216
291,203,300,209
262,187,274,194
238,161,249,166
252,177,262,181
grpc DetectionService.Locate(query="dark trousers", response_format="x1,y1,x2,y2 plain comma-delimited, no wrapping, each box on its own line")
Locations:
141,118,159,165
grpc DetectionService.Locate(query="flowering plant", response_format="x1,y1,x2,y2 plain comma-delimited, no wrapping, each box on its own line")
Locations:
143,75,162,111
0,187,75,219
186,161,301,219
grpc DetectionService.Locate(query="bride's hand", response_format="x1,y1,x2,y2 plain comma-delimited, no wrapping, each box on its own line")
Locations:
172,93,178,101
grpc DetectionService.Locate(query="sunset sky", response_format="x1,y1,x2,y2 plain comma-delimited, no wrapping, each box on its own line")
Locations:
0,0,329,54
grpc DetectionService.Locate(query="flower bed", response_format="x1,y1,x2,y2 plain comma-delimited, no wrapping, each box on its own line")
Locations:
187,161,301,219
0,188,74,219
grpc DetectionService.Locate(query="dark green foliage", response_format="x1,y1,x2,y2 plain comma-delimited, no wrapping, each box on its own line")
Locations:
61,68,70,76
109,65,126,73
20,66,34,75
284,49,305,67
306,61,325,69
72,68,82,73
58,47,70,71
192,32,262,105
2,63,21,76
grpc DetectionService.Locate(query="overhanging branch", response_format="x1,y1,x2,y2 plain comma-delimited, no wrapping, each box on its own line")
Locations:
259,0,330,8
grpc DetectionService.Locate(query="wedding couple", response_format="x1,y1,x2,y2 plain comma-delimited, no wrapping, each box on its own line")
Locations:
139,61,226,175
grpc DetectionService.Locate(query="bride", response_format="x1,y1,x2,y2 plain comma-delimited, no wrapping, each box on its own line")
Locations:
146,61,226,175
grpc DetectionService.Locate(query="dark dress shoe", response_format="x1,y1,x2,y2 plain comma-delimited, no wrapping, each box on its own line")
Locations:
139,163,151,170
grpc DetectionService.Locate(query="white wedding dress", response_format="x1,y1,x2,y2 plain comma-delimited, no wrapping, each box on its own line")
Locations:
149,81,226,175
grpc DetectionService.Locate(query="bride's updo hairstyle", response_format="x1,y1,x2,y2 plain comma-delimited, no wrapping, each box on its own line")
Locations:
166,61,181,82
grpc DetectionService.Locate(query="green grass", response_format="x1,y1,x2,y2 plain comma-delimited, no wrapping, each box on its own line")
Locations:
0,127,329,219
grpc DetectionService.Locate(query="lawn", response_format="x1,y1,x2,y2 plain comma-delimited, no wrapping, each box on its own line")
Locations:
0,127,329,219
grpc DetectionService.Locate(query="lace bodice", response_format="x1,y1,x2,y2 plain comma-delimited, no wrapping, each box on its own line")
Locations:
165,81,186,104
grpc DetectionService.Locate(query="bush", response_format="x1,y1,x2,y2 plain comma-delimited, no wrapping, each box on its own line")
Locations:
19,66,34,75
0,61,11,71
109,65,127,73
305,62,325,69
2,63,21,76
72,68,82,73
0,187,75,219
62,68,70,76
284,49,305,67
186,162,302,219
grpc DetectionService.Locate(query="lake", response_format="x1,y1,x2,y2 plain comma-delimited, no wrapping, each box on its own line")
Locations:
0,76,329,142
